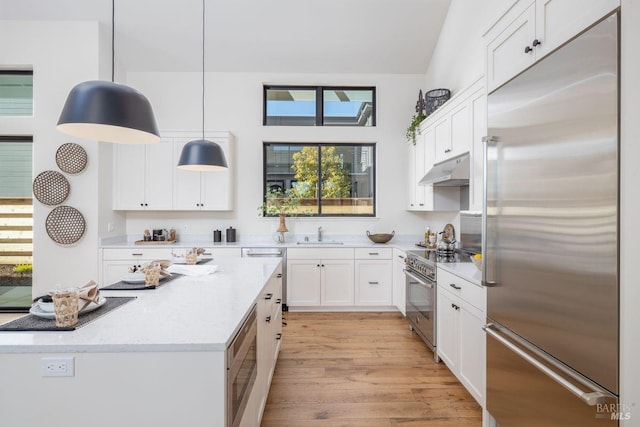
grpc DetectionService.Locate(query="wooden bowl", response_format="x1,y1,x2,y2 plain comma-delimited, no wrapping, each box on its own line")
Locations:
366,230,395,244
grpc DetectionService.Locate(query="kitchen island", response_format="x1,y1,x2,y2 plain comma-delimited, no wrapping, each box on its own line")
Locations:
0,257,282,427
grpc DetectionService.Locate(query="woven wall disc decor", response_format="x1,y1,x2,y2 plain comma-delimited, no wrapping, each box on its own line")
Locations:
45,206,86,245
33,171,70,206
56,143,88,174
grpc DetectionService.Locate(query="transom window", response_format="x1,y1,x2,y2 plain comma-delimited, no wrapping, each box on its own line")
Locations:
263,86,376,127
263,143,376,217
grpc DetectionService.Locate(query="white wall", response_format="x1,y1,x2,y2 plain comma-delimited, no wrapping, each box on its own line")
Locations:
123,71,442,240
0,20,122,298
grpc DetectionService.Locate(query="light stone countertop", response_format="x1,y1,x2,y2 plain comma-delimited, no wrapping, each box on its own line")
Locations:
0,258,280,354
100,234,423,253
437,262,483,286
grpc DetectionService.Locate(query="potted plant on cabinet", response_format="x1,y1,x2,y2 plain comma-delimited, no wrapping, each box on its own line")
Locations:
406,112,426,145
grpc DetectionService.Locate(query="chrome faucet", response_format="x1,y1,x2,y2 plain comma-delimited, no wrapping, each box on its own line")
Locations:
318,226,323,242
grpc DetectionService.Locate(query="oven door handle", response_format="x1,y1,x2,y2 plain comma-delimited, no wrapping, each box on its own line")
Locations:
404,269,434,289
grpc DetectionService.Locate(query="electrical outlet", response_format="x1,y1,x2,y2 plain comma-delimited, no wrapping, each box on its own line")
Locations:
107,222,115,233
41,357,74,377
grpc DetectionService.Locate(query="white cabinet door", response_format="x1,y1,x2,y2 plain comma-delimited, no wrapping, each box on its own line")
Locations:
392,249,406,315
469,90,487,212
433,116,451,163
355,260,392,306
407,142,418,210
114,144,146,210
459,303,486,406
200,137,233,211
449,102,471,159
145,139,174,210
486,3,536,92
321,259,355,305
414,133,427,210
436,288,460,372
535,0,619,60
173,139,204,210
287,260,321,306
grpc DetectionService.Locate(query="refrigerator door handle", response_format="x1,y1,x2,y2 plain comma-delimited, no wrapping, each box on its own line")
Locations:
481,136,497,287
483,323,615,406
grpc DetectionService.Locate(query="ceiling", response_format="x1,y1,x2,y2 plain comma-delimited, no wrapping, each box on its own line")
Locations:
0,0,451,74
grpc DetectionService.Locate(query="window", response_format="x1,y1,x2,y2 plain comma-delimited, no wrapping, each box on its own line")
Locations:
263,143,375,217
263,86,375,127
0,71,33,116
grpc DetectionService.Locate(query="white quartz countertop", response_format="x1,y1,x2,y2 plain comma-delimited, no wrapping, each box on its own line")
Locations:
437,262,483,286
0,258,280,354
100,234,422,252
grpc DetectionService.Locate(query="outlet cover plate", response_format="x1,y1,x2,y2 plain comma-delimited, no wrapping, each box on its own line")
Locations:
41,357,75,377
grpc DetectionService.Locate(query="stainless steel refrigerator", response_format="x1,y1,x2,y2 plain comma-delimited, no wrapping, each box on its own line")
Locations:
483,12,620,427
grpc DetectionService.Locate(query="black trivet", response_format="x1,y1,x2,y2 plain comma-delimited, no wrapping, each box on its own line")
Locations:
0,296,136,331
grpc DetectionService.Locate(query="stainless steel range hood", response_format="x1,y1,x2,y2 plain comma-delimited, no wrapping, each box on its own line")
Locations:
419,152,470,186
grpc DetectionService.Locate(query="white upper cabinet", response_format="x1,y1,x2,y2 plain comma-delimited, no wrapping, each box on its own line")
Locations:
469,90,487,212
173,133,234,211
114,130,233,211
485,0,619,92
113,139,174,210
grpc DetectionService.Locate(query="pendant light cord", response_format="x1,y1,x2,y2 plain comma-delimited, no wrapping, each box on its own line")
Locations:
111,0,115,83
201,0,206,140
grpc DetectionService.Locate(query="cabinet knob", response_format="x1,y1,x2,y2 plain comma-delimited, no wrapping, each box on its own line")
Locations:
450,283,462,290
369,252,379,256
444,148,452,153
532,39,542,47
369,281,379,285
451,303,460,310
419,203,424,206
524,46,533,53
276,333,282,340
266,316,271,323
317,264,320,267
132,253,143,256
140,203,144,207
275,298,282,304
265,293,273,300
321,264,325,267
277,273,283,278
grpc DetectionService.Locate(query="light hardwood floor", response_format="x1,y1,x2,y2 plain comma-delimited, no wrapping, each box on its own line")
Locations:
261,312,482,427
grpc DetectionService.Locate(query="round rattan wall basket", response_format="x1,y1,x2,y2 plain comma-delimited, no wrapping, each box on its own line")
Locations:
45,206,86,245
33,170,70,206
56,142,88,174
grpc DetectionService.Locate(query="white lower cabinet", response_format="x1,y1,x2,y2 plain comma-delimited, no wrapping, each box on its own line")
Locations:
354,248,393,306
240,263,283,427
436,267,486,406
287,257,355,307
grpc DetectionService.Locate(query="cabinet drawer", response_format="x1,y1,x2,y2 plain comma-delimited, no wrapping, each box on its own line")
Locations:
287,248,354,260
201,247,242,258
437,268,486,312
102,248,172,260
354,248,392,260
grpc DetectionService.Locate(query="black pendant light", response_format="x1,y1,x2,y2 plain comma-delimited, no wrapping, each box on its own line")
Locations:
177,0,228,171
56,0,160,144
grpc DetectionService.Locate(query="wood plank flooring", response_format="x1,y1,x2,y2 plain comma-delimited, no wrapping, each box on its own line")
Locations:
261,312,482,427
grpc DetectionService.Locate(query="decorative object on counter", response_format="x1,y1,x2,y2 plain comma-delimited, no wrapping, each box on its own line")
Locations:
143,229,152,241
226,226,236,243
415,89,426,115
169,228,177,241
142,262,162,287
45,205,86,245
172,248,205,265
56,0,159,144
437,223,456,254
33,170,70,206
55,142,88,174
424,88,451,116
366,230,395,244
51,287,80,328
152,228,166,241
471,253,482,270
259,187,309,243
134,239,177,245
213,229,222,242
177,0,228,171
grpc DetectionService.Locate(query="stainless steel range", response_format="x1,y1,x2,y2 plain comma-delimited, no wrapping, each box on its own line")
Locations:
405,249,471,362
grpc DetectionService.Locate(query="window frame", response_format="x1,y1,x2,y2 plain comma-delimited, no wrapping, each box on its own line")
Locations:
0,70,34,117
263,85,376,127
263,142,376,218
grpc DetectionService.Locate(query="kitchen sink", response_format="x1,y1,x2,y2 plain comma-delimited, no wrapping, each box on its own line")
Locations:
296,240,344,245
